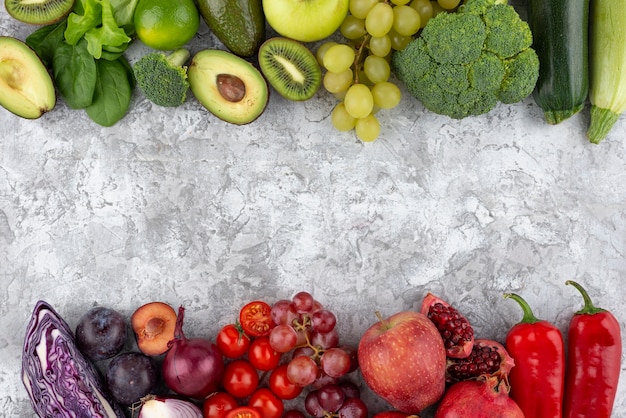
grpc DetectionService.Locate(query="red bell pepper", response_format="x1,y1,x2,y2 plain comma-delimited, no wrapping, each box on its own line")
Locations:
504,293,565,418
563,280,622,418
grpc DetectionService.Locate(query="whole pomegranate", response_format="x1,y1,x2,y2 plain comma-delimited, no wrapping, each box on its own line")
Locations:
434,375,524,418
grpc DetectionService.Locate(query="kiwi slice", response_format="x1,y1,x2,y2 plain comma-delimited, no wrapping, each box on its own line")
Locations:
5,0,75,25
258,37,322,101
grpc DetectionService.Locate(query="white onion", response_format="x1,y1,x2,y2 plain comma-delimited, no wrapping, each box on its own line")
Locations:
138,395,203,418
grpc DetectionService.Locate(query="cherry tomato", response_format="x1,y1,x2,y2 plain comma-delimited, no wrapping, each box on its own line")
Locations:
203,392,239,418
226,406,263,418
217,323,251,359
222,359,260,398
240,301,275,337
248,336,282,371
248,388,284,418
268,364,303,400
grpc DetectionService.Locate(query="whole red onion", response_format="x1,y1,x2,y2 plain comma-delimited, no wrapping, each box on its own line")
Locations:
162,306,224,399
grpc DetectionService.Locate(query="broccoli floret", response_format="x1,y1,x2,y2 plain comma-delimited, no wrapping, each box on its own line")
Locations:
133,48,190,107
421,13,486,65
468,51,505,91
483,4,533,58
391,0,539,119
458,0,507,15
498,48,540,104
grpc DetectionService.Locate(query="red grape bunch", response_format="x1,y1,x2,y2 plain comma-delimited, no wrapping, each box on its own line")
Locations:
268,291,357,388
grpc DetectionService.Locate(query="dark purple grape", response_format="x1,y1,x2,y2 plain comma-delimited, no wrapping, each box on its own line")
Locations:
106,352,159,405
304,390,325,417
339,380,360,399
75,306,127,361
338,397,368,418
317,384,345,412
283,410,306,418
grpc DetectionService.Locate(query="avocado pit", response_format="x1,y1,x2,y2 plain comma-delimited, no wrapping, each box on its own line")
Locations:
217,73,246,102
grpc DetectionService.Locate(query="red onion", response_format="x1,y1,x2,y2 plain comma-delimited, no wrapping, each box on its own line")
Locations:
162,306,224,399
138,395,203,418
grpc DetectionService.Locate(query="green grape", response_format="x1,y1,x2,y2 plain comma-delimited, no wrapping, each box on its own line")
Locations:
363,55,391,84
392,5,421,36
356,69,374,86
368,35,392,57
365,2,394,37
349,0,379,19
371,81,401,109
323,44,356,73
388,28,412,51
391,0,411,5
410,0,433,28
334,91,348,101
355,114,380,142
316,41,338,66
437,0,460,9
340,15,367,40
344,83,374,118
431,0,445,16
323,68,354,94
331,102,357,131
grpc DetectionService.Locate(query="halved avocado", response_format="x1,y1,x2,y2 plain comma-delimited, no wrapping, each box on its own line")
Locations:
0,36,56,119
188,49,268,125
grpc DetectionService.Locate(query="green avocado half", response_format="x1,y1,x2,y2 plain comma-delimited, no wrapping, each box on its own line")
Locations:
0,36,56,119
188,49,269,125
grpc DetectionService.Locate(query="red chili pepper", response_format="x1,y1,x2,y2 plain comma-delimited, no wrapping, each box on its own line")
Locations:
563,280,622,418
504,293,565,418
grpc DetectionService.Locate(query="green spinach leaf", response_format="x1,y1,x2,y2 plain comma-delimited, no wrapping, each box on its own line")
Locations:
25,20,68,67
85,57,133,126
53,39,97,109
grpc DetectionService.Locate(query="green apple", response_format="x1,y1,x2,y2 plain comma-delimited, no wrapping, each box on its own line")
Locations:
262,0,349,42
0,36,56,119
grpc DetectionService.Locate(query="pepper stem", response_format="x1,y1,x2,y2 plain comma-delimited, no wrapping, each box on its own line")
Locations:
565,280,605,315
503,293,541,324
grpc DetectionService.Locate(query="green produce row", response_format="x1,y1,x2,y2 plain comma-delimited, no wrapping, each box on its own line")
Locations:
0,0,624,143
21,284,620,417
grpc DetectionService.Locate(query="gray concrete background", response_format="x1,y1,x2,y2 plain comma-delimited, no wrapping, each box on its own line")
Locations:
2,3,626,417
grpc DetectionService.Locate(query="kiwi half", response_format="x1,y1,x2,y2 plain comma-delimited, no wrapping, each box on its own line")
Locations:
5,0,75,25
258,37,322,101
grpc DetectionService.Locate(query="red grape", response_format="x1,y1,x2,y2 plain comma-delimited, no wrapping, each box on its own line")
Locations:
287,356,318,387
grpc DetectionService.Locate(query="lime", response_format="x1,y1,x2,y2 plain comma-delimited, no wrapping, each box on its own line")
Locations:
134,0,200,50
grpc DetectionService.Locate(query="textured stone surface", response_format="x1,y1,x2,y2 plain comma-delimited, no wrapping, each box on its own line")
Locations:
1,5,626,417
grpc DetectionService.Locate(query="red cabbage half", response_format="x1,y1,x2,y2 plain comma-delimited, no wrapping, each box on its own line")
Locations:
22,300,126,418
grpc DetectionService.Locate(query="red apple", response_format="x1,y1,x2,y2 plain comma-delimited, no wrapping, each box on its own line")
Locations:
358,311,446,414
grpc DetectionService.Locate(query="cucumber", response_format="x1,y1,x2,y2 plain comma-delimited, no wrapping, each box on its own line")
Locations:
528,0,589,124
197,0,265,58
587,1,626,143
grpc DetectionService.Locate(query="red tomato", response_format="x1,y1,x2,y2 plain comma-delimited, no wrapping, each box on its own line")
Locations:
268,364,303,400
240,301,275,337
248,336,282,371
226,406,263,418
203,392,239,418
248,388,284,418
217,323,251,358
222,359,260,398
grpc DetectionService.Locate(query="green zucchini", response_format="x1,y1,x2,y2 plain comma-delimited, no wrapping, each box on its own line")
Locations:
587,1,626,143
528,0,589,125
196,0,265,58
